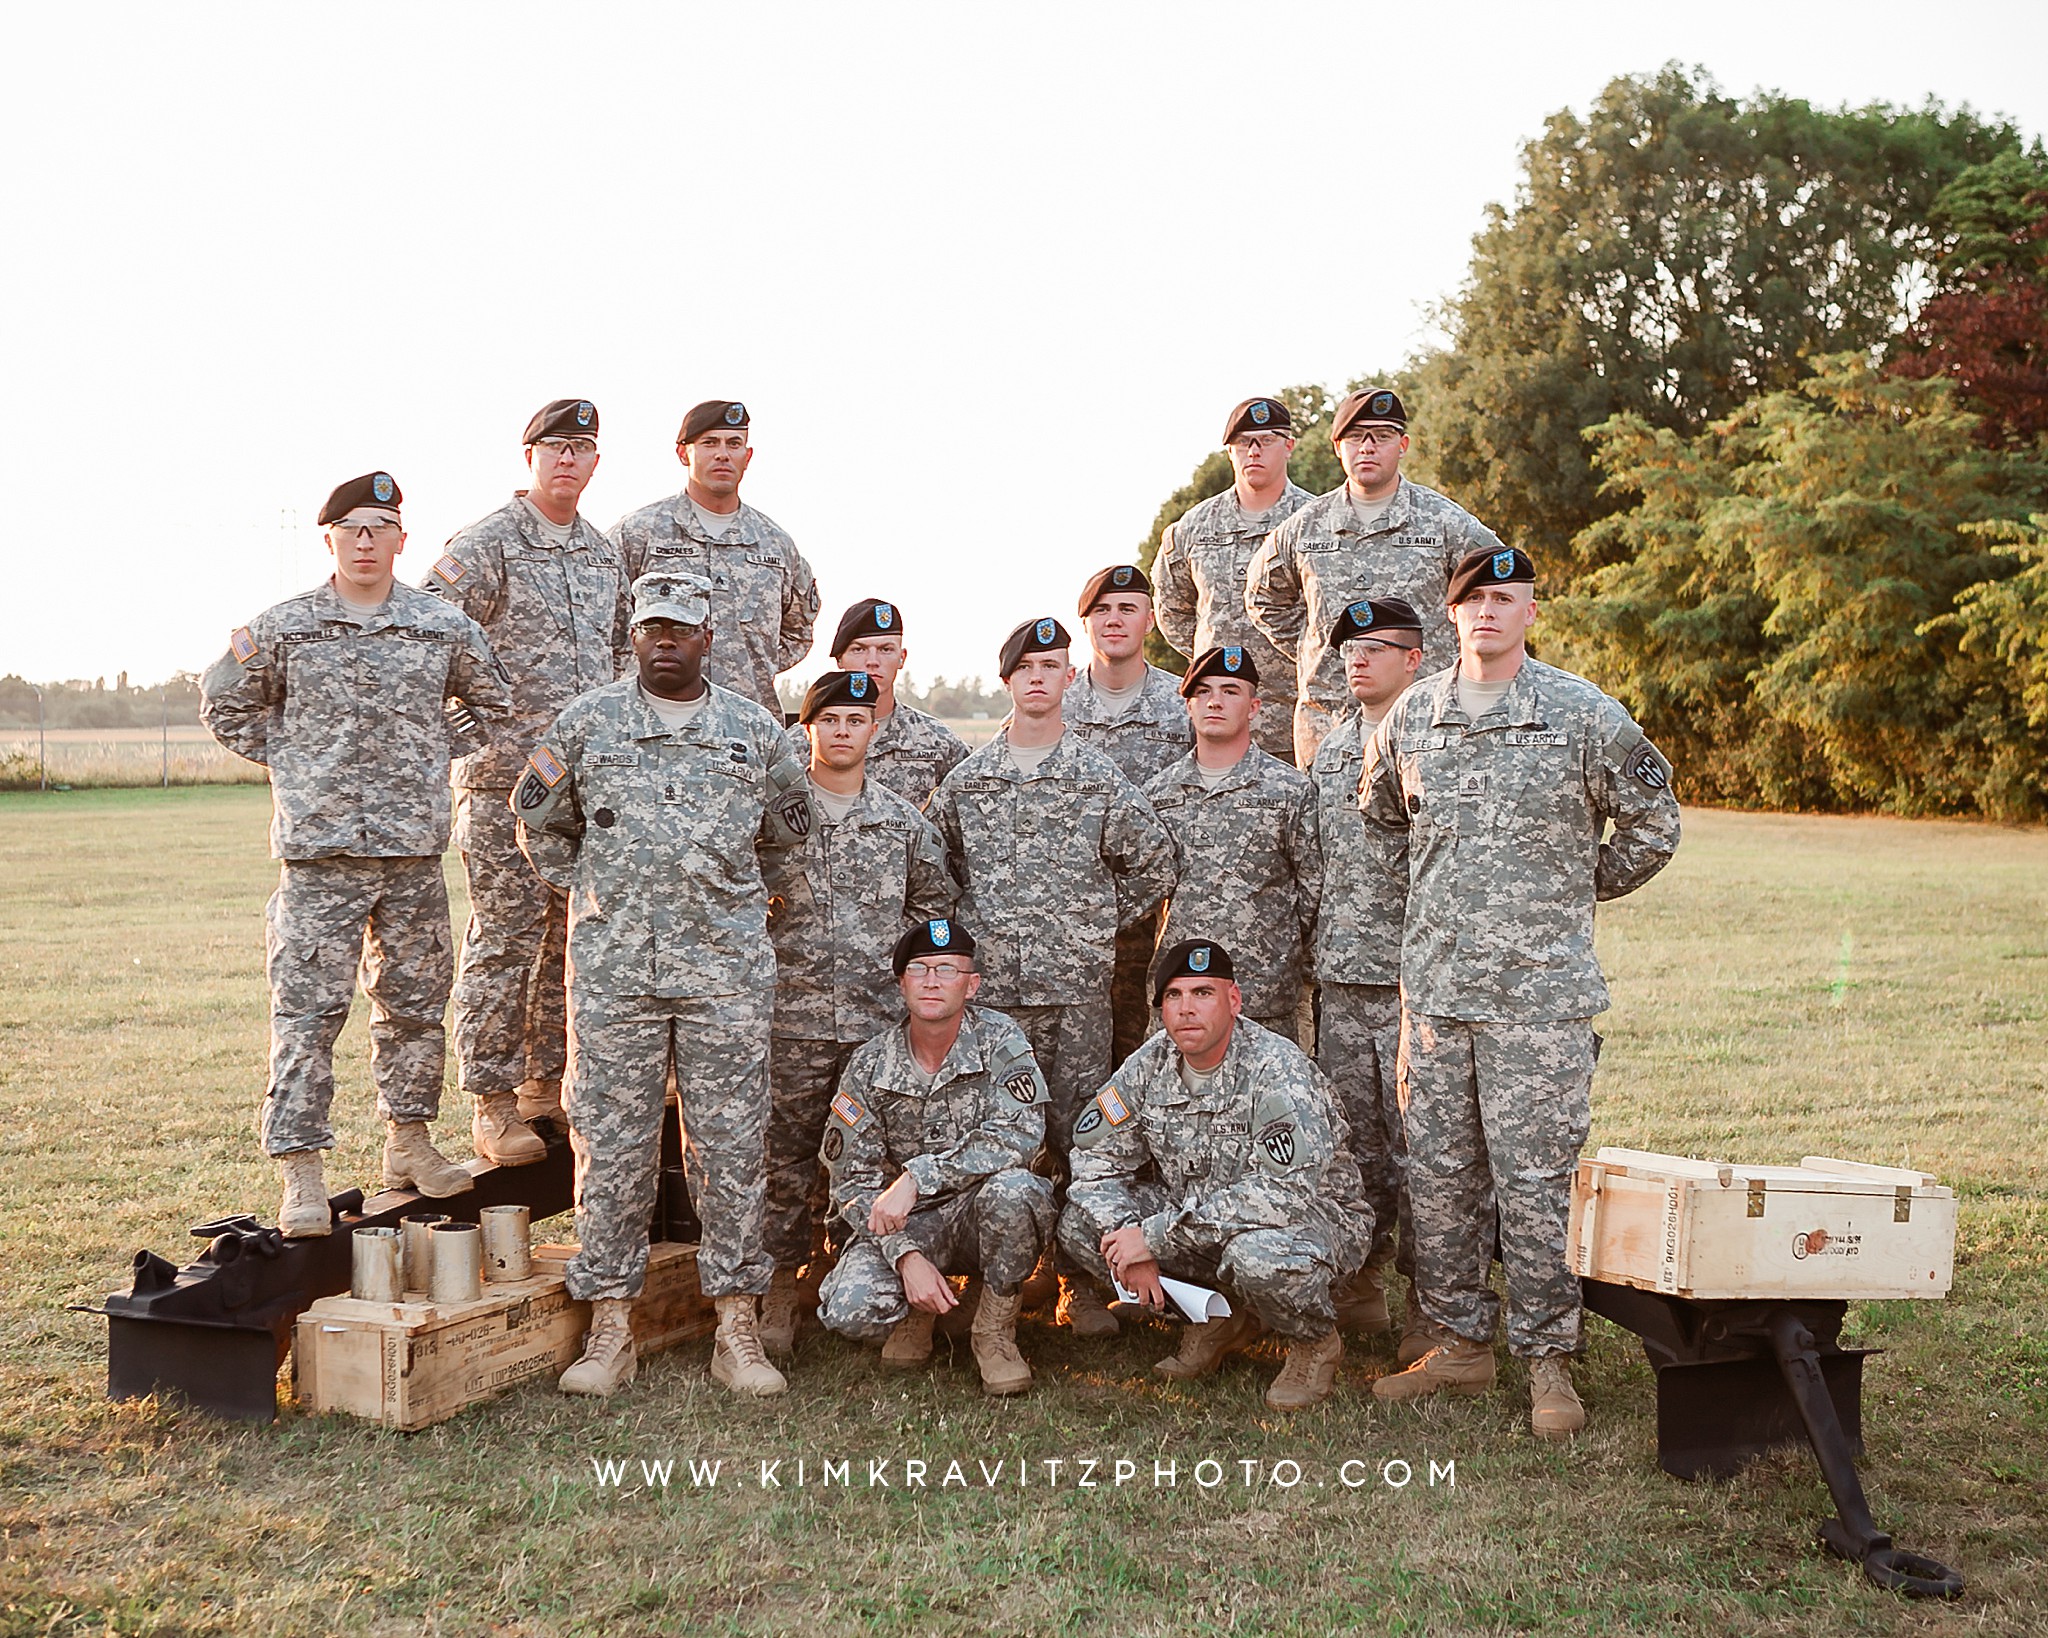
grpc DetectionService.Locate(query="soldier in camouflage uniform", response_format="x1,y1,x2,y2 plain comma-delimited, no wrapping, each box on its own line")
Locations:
1153,396,1315,763
608,399,821,713
1309,596,1427,1353
423,399,631,1163
1144,645,1321,1042
1063,565,1193,1063
1058,940,1371,1410
513,571,814,1400
201,472,514,1236
924,615,1176,1335
805,598,970,807
818,920,1054,1394
1363,547,1680,1437
1245,388,1507,764
758,669,957,1356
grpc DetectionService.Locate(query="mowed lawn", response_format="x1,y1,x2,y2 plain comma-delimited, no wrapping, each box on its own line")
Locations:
0,788,2043,1637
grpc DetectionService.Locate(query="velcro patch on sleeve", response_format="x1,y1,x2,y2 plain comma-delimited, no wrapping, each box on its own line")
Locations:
1097,1086,1131,1127
527,744,568,788
830,1091,866,1127
431,553,467,586
1002,1068,1041,1106
229,627,259,666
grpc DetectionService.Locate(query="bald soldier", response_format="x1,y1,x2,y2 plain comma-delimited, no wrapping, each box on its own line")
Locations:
609,399,821,713
808,598,969,807
1057,940,1372,1410
1245,388,1506,764
1363,547,1680,1438
1154,395,1316,764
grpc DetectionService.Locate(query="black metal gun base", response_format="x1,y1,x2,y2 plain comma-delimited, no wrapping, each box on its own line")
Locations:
1584,1278,1963,1600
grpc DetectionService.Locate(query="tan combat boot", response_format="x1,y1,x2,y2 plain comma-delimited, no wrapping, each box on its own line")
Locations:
1265,1327,1344,1411
1153,1308,1262,1380
276,1150,332,1238
1334,1264,1392,1334
1019,1250,1057,1310
382,1121,476,1197
710,1295,788,1397
970,1287,1032,1396
758,1266,802,1359
1056,1275,1120,1338
560,1298,637,1396
1396,1295,1446,1366
1529,1356,1586,1440
516,1076,565,1125
1372,1335,1496,1402
880,1306,937,1368
472,1092,547,1166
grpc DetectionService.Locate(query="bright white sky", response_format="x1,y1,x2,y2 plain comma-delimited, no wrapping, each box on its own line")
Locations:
5,2,2043,696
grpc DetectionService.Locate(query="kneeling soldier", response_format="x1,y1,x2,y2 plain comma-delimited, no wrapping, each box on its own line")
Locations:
818,920,1055,1395
1058,941,1371,1410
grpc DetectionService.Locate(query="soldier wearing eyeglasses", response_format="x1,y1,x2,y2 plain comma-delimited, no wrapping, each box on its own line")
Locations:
1153,397,1314,765
818,920,1055,1395
201,471,515,1239
609,399,821,715
422,399,631,1167
1245,388,1507,764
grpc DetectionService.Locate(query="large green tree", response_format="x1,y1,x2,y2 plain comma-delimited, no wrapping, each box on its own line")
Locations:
1408,66,2020,582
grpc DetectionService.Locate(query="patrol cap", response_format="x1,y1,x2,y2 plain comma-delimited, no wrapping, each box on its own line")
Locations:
799,670,879,722
1332,387,1408,439
1152,938,1236,1004
830,598,903,658
679,400,749,443
630,569,712,627
1329,596,1424,649
1446,546,1536,606
318,472,401,525
998,616,1072,679
1179,644,1259,694
524,398,599,444
1223,396,1293,444
1078,563,1152,616
892,918,977,978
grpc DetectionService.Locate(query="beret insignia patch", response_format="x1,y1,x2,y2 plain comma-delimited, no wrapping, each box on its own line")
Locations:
874,602,894,628
1222,647,1242,673
229,626,259,665
830,1091,865,1126
1112,566,1133,587
1368,392,1393,417
1492,551,1515,579
431,553,465,586
1097,1086,1131,1126
1074,1107,1104,1138
1188,946,1210,973
1035,617,1056,645
821,1127,844,1163
1627,746,1669,791
1258,1121,1297,1168
929,919,951,947
1349,600,1372,626
724,402,746,425
779,795,812,836
1250,400,1271,425
575,401,594,426
849,671,869,699
1003,1070,1038,1105
372,473,395,503
527,745,568,788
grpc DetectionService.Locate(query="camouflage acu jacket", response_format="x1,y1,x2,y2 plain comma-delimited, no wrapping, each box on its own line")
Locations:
1309,710,1402,987
201,580,513,861
1245,478,1505,756
1153,480,1314,692
924,730,1175,1007
823,1004,1048,1268
420,494,631,789
512,679,812,1000
607,494,820,711
782,702,970,810
1143,746,1323,1017
1359,657,1681,1022
1068,1018,1370,1263
1063,664,1195,789
764,778,957,1043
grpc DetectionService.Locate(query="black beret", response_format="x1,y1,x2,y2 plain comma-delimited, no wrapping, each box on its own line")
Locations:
1178,644,1260,694
679,400,749,443
1446,546,1536,605
524,399,598,443
317,471,401,526
1222,396,1293,443
1328,596,1424,649
1333,387,1408,439
1077,564,1152,616
1152,938,1236,1004
998,616,1072,679
891,917,977,977
799,670,880,722
829,598,904,657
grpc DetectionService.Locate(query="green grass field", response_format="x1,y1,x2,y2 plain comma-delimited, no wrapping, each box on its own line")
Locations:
1,788,2043,1636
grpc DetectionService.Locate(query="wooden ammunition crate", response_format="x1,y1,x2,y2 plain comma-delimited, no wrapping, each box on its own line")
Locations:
1569,1149,1955,1301
293,1241,715,1430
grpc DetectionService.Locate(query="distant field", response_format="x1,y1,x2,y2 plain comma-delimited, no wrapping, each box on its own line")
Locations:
0,725,262,787
0,789,2042,1636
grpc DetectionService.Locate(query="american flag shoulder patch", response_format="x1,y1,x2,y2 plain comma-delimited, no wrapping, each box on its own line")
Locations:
1098,1086,1131,1126
830,1092,866,1126
431,553,466,586
527,744,568,788
229,627,259,665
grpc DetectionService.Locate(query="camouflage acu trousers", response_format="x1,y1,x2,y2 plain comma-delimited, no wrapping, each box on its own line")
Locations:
1109,907,1163,1065
262,855,451,1156
1398,1013,1595,1358
763,1036,856,1268
1316,982,1408,1277
1001,999,1113,1172
563,987,773,1302
451,789,567,1099
1055,1184,1352,1340
817,1170,1055,1341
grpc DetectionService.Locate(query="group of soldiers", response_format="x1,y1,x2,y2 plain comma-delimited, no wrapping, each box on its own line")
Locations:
201,387,1681,1433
